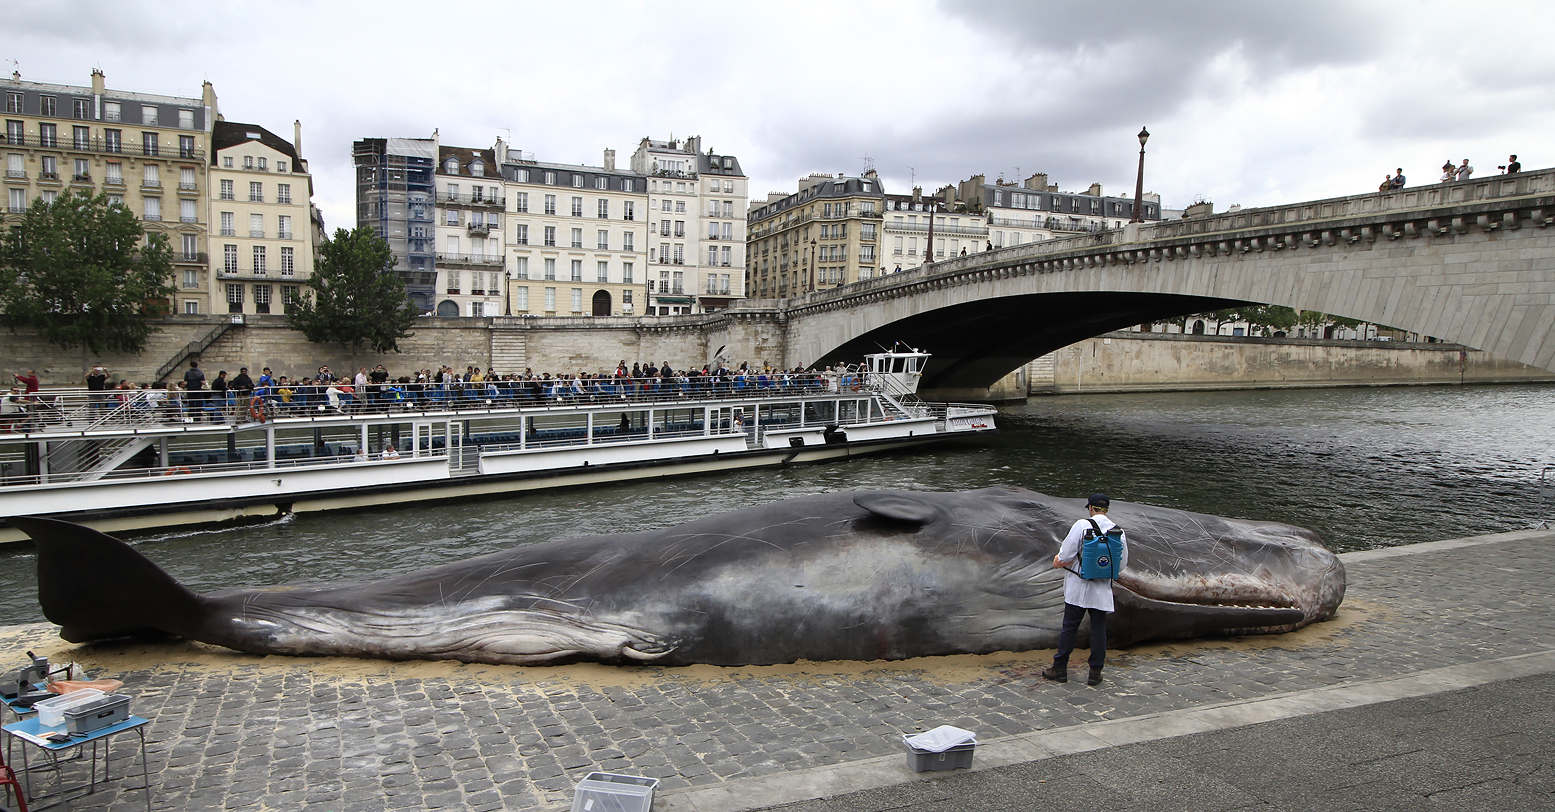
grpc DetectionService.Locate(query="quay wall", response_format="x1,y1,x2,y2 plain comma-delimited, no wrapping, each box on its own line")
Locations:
3,318,1552,394
1028,331,1555,394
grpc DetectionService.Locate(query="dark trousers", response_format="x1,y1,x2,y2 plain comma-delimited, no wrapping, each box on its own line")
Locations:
1053,603,1108,671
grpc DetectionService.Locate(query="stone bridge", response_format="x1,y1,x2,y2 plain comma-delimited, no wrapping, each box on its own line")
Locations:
771,169,1555,390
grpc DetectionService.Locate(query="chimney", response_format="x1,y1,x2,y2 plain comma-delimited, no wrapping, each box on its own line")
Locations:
1087,182,1103,197
912,186,922,202
1023,173,1047,191
603,148,616,171
293,120,303,158
91,68,105,97
202,80,219,125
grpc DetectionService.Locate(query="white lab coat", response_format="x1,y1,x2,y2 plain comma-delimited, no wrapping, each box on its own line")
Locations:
1055,514,1128,612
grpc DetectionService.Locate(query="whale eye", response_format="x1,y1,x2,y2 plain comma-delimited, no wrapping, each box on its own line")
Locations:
852,492,942,525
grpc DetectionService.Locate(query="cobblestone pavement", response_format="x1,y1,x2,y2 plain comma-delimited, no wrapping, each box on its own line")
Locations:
2,530,1551,811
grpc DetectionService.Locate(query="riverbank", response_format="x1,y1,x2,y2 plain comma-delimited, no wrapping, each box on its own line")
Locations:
1023,331,1555,396
4,527,1551,810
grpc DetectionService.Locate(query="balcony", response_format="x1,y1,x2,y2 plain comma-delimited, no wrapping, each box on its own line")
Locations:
435,252,505,268
250,229,266,238
0,133,200,158
437,190,505,207
142,179,161,189
220,228,235,237
71,173,91,184
104,176,124,186
181,215,198,223
39,171,59,182
143,214,162,221
179,182,198,191
467,222,491,235
4,170,24,179
174,252,208,265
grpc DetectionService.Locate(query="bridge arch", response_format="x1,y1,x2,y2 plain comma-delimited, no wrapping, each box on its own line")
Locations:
784,173,1555,389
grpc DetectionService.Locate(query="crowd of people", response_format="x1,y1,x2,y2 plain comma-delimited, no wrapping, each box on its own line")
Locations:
46,358,866,425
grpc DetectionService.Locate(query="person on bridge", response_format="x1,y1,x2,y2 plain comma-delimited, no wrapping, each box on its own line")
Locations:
1389,169,1406,189
1441,161,1457,183
1043,493,1129,687
1378,174,1394,192
1456,159,1474,181
1504,155,1521,174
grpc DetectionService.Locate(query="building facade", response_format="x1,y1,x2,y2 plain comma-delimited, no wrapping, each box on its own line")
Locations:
434,144,505,317
3,69,215,310
881,190,989,273
630,136,748,315
499,142,648,317
956,173,1162,248
208,120,314,317
353,137,437,313
745,172,885,299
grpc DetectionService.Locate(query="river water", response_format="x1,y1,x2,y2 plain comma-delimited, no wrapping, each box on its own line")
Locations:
1,383,1552,625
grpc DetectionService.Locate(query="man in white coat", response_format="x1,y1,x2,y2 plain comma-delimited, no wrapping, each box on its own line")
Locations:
1042,493,1129,686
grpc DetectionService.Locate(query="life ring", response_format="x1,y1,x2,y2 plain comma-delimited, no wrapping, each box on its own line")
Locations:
248,397,267,423
164,466,192,476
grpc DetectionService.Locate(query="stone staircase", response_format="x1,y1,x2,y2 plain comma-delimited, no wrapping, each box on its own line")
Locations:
1026,353,1057,394
490,328,527,374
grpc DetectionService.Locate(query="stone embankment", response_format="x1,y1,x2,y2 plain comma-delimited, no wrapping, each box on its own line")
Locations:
1,318,1549,397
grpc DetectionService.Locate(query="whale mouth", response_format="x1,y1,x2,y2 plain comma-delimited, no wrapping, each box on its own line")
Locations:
1110,578,1307,645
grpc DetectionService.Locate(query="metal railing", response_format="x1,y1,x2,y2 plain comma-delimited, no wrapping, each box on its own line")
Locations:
0,132,205,159
155,321,233,383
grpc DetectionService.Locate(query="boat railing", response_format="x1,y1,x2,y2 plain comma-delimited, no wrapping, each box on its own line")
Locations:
0,446,452,487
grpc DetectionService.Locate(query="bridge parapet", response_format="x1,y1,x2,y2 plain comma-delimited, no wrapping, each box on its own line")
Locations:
753,168,1555,317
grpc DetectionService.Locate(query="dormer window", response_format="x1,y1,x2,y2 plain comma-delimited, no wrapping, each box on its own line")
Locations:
444,157,460,174
470,160,484,176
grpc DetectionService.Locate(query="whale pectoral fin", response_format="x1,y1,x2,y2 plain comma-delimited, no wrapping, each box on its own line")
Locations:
851,492,942,525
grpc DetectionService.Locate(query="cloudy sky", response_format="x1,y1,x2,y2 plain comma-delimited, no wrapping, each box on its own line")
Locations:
9,0,1552,226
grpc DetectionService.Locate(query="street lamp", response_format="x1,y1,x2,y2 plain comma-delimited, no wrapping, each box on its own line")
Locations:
1131,126,1150,224
809,238,817,292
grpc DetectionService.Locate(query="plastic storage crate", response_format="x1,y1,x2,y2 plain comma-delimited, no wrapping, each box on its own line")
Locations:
570,772,659,812
33,688,105,730
65,693,131,735
904,741,976,772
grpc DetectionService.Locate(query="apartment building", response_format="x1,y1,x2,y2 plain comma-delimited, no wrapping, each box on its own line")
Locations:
745,171,885,299
353,137,437,312
434,145,506,316
208,120,314,317
956,173,1161,247
630,136,748,315
499,142,648,317
881,190,989,273
3,69,215,309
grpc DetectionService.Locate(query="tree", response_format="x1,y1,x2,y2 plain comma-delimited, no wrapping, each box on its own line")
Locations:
1242,305,1298,336
287,226,418,354
0,190,175,354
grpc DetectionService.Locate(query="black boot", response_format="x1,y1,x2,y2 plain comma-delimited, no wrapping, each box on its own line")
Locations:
1087,667,1103,686
1041,664,1068,683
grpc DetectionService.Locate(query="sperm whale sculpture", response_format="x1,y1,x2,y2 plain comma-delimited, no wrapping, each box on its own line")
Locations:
11,487,1344,666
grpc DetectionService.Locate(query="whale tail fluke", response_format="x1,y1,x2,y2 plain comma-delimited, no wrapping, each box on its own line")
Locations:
9,516,207,643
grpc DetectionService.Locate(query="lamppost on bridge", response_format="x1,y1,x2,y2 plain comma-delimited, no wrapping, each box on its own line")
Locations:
808,238,817,292
1131,126,1150,224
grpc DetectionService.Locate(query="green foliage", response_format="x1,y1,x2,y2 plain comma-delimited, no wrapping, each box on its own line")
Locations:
1297,310,1327,332
286,226,417,354
0,190,175,354
1242,305,1298,336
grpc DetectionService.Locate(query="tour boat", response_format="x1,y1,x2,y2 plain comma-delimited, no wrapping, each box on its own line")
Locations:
0,351,996,543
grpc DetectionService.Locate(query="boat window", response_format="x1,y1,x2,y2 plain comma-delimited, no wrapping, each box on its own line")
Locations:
838,401,859,423
871,400,888,421
528,413,589,447
759,403,800,427
655,408,703,437
596,410,648,442
804,401,836,425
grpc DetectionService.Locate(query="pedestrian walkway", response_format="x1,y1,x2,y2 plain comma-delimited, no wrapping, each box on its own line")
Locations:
0,529,1549,811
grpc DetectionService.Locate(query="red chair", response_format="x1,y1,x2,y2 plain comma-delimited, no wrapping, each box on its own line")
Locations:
0,744,26,812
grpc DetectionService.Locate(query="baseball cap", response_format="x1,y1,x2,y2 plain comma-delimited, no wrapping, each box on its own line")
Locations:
1087,493,1110,508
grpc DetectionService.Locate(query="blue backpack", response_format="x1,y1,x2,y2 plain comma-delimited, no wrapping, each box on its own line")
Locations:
1077,519,1123,580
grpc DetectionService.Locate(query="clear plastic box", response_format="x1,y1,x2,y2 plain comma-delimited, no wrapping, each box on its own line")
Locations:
33,688,105,730
570,772,659,812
